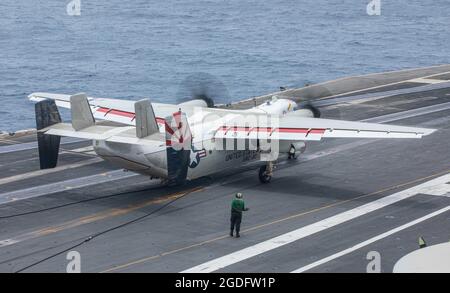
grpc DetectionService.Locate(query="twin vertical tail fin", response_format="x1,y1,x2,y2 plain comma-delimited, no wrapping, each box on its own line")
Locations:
35,99,62,169
165,111,192,185
35,93,94,169
134,99,159,138
35,95,193,186
70,93,95,130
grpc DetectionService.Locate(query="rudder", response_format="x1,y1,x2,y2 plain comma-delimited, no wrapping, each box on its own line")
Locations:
165,111,192,185
35,99,62,169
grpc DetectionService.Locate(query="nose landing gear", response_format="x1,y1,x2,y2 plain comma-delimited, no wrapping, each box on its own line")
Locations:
288,144,296,159
259,162,273,183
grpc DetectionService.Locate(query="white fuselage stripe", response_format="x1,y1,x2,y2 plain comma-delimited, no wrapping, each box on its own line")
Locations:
0,137,85,154
0,170,137,205
291,205,450,273
0,158,103,186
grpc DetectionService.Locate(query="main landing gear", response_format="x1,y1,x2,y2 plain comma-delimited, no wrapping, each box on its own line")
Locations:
258,161,274,183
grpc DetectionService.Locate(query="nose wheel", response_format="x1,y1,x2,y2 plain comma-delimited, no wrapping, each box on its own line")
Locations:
288,144,297,159
259,162,273,183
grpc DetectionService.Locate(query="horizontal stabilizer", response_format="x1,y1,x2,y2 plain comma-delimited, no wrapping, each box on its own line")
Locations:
42,123,162,146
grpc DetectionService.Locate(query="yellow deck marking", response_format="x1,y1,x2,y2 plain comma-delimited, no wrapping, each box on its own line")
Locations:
0,187,204,247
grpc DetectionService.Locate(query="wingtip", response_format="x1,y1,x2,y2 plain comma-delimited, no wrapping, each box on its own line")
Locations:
28,92,46,102
422,128,437,136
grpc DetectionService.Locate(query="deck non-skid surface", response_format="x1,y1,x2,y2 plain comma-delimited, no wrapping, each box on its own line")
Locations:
0,79,449,273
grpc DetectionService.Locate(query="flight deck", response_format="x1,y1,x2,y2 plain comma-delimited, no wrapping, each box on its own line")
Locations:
1,67,449,273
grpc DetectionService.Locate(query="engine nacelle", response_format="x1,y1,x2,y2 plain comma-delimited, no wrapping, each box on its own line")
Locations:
285,109,315,118
261,141,306,161
285,104,321,118
178,99,208,108
253,96,297,116
251,96,320,118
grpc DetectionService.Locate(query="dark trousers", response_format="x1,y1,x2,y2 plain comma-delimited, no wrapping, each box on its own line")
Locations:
230,211,242,234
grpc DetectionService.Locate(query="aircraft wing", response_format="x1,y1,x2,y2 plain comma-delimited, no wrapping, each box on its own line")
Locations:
29,92,176,126
214,116,436,142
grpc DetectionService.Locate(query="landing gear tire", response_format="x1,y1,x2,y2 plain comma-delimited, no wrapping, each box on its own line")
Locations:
258,165,272,183
288,144,298,160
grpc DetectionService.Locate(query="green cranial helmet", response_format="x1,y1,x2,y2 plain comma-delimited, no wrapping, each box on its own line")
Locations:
235,193,243,199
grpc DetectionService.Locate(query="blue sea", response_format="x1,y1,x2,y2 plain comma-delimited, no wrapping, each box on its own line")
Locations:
1,0,449,131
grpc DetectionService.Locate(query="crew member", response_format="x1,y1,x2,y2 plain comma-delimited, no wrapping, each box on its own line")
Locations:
230,193,249,238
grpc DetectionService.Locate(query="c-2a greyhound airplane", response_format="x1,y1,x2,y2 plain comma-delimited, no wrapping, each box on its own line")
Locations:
29,92,435,185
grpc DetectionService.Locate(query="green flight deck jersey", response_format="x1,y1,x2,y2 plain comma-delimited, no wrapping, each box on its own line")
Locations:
231,198,246,214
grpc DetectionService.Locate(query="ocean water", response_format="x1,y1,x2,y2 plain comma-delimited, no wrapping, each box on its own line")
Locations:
0,0,449,131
